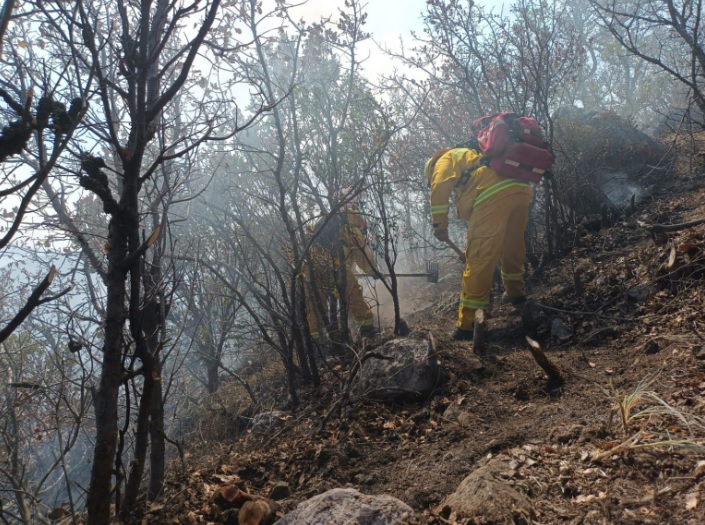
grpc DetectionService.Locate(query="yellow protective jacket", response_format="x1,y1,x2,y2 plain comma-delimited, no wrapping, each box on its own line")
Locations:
429,148,533,230
340,205,376,274
308,205,375,275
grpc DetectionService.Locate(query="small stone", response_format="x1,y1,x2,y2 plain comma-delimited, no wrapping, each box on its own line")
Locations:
693,346,705,360
627,283,656,302
269,482,291,501
551,318,573,342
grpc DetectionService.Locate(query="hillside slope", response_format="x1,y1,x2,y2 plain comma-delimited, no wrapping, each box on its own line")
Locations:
152,170,705,525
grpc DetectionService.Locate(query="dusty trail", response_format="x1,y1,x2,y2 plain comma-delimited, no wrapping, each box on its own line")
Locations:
150,172,705,524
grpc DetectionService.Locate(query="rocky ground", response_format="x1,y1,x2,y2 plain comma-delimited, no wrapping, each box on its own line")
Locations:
147,169,705,524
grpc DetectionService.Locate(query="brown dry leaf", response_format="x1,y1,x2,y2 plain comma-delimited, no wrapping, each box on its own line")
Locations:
210,473,239,485
147,503,165,513
685,493,698,511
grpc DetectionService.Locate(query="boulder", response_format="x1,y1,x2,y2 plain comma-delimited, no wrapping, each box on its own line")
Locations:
553,107,670,214
275,488,420,525
437,455,534,524
354,334,440,402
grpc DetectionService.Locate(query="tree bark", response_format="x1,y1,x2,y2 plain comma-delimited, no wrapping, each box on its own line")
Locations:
87,220,129,525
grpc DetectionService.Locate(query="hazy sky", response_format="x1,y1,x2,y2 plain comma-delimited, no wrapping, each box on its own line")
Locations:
284,0,510,80
295,0,509,36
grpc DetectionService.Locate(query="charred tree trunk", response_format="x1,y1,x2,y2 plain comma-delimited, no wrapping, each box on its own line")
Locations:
291,281,312,384
297,280,319,387
205,355,221,394
149,358,165,500
336,258,351,343
277,327,299,407
87,214,130,525
120,360,156,518
57,0,222,522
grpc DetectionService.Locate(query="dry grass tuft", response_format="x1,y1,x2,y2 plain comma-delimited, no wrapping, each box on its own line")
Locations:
594,372,705,460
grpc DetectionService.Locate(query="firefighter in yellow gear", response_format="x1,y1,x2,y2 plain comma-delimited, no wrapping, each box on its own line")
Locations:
305,203,379,341
425,147,533,340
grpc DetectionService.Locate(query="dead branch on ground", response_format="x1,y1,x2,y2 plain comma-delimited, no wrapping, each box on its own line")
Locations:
525,336,563,382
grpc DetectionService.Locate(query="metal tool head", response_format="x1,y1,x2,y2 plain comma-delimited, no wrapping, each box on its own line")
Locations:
426,261,439,283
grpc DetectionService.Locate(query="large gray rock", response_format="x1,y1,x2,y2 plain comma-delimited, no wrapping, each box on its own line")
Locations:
354,334,440,402
437,455,534,524
553,107,669,214
275,488,420,525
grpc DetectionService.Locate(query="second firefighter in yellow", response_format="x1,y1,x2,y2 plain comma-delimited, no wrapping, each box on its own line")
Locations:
425,147,533,340
306,204,378,341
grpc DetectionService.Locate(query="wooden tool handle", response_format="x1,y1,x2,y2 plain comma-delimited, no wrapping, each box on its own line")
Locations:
445,239,466,262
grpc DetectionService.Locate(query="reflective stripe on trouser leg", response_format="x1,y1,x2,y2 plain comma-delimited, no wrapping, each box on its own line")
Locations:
501,270,525,300
457,294,490,330
500,192,531,300
457,245,496,330
346,267,373,328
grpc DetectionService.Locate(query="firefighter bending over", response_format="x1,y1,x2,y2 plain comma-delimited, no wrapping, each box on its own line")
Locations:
425,146,532,340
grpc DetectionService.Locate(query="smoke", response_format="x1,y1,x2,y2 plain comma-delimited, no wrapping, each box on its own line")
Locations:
595,169,646,208
361,258,461,331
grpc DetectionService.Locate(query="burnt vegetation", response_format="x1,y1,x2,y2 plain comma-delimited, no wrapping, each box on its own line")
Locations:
1,0,705,524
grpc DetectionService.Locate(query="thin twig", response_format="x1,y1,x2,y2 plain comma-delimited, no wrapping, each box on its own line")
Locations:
533,302,638,321
637,217,705,233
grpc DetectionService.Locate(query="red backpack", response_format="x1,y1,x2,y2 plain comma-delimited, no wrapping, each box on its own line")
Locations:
471,112,554,183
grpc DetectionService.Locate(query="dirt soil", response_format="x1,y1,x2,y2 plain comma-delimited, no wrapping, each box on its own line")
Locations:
152,171,705,524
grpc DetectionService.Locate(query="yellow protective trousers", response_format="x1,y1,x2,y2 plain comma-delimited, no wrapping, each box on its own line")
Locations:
306,261,373,339
457,186,533,330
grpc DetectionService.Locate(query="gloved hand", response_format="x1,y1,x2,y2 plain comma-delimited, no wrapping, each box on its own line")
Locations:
433,227,449,243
